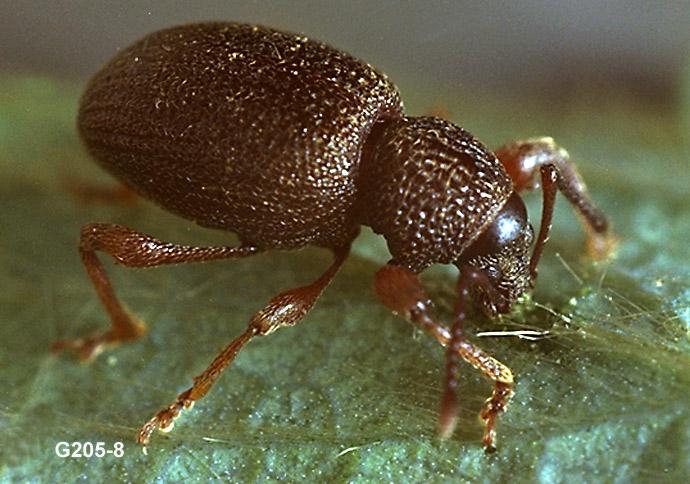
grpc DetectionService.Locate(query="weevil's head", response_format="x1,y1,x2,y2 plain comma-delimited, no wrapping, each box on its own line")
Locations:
456,192,534,317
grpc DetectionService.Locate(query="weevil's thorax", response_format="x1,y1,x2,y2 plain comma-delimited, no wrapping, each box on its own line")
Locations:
356,116,514,272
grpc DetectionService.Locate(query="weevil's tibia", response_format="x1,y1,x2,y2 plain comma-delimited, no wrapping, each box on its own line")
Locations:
494,137,618,265
441,265,515,451
137,325,257,448
137,245,350,449
374,264,514,452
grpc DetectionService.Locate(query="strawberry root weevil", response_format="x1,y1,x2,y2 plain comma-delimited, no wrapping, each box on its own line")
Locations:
53,22,616,452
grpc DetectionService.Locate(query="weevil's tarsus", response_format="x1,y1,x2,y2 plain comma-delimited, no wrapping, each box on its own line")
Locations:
138,325,257,448
579,212,620,261
445,265,515,446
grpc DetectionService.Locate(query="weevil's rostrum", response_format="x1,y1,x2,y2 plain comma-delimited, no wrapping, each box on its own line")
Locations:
55,22,615,453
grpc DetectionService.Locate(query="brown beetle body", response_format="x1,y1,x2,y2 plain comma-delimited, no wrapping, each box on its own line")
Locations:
79,22,515,266
59,22,615,453
79,23,404,250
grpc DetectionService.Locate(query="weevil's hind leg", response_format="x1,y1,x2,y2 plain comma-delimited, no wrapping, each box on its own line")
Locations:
51,223,261,361
494,137,617,266
374,264,514,452
62,177,139,205
137,244,350,450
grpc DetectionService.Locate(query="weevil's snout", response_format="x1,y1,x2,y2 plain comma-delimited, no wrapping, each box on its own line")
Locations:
457,192,534,316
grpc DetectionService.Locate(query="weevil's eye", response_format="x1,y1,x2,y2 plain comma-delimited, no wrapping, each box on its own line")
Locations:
459,192,529,263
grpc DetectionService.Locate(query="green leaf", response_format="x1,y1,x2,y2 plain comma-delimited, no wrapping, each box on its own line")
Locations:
1,74,689,482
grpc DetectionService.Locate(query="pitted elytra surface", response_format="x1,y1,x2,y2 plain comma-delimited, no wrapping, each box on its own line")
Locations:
79,22,403,249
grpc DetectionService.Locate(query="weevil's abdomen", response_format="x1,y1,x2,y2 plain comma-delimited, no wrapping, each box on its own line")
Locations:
78,22,403,249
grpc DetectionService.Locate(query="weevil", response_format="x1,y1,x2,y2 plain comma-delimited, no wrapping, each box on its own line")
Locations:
53,22,616,452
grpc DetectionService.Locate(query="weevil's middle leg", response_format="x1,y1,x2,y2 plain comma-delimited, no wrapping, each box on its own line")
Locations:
374,264,514,452
62,177,139,205
494,137,617,265
137,244,350,450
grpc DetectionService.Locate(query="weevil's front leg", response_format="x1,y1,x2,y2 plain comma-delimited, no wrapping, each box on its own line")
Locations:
137,244,350,450
495,137,617,266
374,264,514,452
52,223,261,361
445,265,514,451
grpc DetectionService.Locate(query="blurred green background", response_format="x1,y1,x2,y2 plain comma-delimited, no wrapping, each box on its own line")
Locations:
1,2,689,482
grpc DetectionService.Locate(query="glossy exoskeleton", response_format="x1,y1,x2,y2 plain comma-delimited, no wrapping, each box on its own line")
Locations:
53,22,615,452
